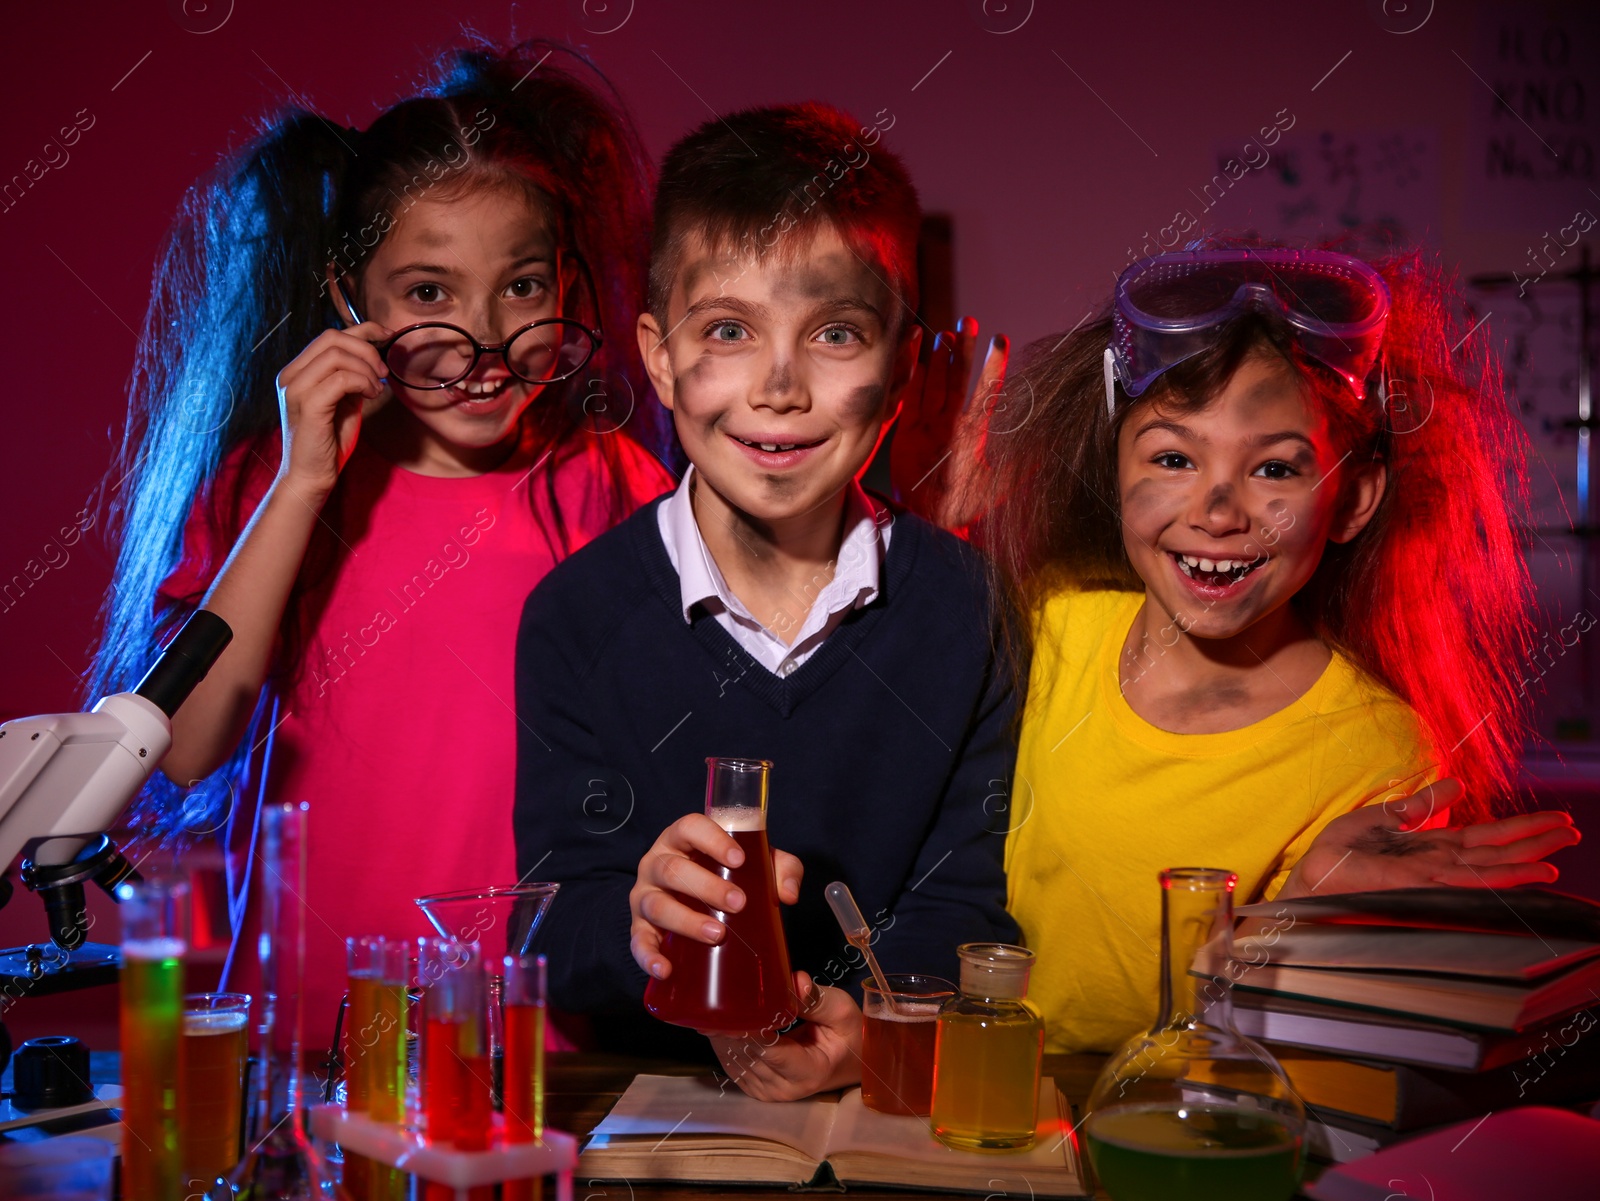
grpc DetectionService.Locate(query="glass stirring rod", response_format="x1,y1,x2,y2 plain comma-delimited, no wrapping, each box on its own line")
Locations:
825,880,900,1012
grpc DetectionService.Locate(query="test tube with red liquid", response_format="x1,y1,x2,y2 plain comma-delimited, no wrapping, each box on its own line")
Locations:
420,938,494,1201
643,757,797,1035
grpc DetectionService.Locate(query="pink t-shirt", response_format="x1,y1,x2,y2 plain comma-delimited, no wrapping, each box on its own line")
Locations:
157,422,672,1053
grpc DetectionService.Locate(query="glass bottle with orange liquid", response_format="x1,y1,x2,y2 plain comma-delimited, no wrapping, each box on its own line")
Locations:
929,943,1045,1151
503,953,548,1201
118,876,188,1201
643,757,797,1035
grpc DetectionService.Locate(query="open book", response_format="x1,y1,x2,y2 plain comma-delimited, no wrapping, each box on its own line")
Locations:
578,1074,1085,1196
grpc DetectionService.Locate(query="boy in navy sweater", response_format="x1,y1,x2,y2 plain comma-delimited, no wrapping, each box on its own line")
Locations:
514,103,1019,1099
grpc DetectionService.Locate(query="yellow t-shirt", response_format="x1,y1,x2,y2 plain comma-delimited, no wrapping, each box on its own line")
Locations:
1005,589,1439,1053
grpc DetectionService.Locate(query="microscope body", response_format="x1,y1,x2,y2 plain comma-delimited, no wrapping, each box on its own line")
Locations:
0,691,173,874
0,610,232,1071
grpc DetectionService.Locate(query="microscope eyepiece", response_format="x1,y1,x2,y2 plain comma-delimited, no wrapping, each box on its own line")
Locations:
132,609,233,719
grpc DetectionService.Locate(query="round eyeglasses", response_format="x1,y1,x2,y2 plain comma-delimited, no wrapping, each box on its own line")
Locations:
331,270,602,391
374,319,600,390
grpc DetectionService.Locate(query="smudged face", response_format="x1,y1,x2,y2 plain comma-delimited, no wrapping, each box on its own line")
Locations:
349,187,569,458
640,223,916,525
1115,351,1382,642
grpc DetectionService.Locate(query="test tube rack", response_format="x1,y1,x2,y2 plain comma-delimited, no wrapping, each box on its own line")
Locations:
308,1104,576,1201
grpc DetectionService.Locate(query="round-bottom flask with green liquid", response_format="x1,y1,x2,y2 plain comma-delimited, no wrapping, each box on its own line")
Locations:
1082,867,1306,1201
929,943,1045,1152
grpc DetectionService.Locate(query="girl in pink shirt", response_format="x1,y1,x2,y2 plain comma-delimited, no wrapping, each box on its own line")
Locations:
89,39,673,1050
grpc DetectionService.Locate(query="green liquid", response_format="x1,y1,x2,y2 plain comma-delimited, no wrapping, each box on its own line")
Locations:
121,942,185,1201
1085,1104,1302,1201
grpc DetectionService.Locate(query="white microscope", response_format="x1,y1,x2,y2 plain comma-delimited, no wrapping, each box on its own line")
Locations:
0,609,232,1072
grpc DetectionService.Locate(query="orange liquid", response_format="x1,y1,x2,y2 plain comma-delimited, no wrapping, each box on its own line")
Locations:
180,1009,248,1182
504,1001,547,1201
504,1001,545,1143
643,828,796,1034
345,973,378,1111
861,1001,942,1116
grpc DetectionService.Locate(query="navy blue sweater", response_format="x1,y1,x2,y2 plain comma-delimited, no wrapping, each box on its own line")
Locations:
514,496,1020,1055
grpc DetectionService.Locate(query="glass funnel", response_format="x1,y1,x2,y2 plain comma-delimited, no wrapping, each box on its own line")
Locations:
414,883,560,960
1082,867,1305,1201
414,884,559,1107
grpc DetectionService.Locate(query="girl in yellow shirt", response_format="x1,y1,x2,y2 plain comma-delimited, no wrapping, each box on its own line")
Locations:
953,245,1580,1052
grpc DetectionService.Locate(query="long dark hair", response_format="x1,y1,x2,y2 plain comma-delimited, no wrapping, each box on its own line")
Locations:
90,37,666,830
975,248,1533,819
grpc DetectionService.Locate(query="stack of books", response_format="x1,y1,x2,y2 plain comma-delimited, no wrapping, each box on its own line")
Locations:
1225,887,1600,1163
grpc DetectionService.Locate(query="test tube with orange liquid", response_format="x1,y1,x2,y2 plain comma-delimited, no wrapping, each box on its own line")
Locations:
345,937,408,1199
503,954,547,1201
118,877,188,1201
643,757,797,1035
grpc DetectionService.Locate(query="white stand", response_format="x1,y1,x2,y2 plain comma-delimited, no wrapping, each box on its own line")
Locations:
308,1105,577,1201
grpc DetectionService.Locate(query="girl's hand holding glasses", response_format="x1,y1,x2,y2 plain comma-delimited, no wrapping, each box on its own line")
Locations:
273,319,393,502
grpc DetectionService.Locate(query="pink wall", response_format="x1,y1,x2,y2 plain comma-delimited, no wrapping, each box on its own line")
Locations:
0,0,1585,717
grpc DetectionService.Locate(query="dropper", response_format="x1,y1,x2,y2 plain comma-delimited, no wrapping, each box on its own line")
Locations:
825,880,899,1014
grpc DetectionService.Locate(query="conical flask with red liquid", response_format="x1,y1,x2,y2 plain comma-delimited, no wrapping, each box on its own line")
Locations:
644,758,797,1035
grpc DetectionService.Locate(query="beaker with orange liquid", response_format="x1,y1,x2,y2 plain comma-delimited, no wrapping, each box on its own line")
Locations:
643,758,797,1035
180,992,249,1187
859,974,955,1116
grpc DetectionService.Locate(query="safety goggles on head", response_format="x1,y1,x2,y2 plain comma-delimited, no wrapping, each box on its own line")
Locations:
1104,248,1391,418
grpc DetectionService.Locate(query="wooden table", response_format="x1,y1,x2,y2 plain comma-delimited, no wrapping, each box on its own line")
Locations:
545,1051,1112,1199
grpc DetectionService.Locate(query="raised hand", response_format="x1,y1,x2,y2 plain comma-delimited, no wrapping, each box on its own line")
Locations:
629,813,804,981
274,322,393,502
890,317,1007,526
1277,779,1581,899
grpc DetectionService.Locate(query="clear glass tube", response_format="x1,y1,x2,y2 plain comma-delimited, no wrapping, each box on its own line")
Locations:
214,801,345,1200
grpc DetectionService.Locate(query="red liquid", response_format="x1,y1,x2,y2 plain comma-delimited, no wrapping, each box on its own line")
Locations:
421,1014,496,1201
422,1016,494,1148
860,1002,942,1115
643,828,797,1035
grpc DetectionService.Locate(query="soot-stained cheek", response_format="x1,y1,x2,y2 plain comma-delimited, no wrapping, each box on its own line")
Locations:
841,383,886,423
1119,477,1173,526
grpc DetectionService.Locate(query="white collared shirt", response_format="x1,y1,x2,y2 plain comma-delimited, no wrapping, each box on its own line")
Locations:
657,466,890,678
